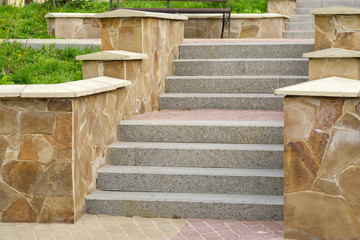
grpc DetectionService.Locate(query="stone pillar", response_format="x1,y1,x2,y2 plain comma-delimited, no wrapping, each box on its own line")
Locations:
267,0,297,15
275,77,360,239
303,48,360,80
312,6,360,51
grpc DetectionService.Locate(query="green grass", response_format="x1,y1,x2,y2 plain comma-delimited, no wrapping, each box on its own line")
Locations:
0,0,267,39
0,41,100,84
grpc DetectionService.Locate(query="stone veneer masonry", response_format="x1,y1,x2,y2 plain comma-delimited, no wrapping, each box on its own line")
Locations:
267,0,297,15
275,77,360,239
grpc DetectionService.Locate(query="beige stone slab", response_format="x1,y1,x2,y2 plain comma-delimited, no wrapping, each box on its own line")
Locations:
92,77,131,89
21,84,76,98
311,6,360,15
66,78,117,94
185,13,289,19
0,85,26,97
303,48,360,58
59,83,96,97
45,13,97,18
76,50,148,61
275,77,360,97
95,9,188,20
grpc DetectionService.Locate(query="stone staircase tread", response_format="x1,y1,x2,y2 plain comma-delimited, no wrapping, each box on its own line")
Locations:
98,165,284,177
160,93,283,98
87,191,284,205
166,75,308,80
174,58,307,62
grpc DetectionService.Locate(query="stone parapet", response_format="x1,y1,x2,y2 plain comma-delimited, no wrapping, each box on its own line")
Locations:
303,48,360,80
268,0,297,15
184,14,288,39
275,77,360,239
312,6,360,51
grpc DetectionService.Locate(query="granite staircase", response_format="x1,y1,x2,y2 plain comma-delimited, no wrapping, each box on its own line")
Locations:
283,0,360,39
86,41,313,220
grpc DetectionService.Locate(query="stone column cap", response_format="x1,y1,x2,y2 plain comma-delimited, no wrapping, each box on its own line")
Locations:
95,9,188,20
274,77,360,97
303,48,360,58
76,50,149,61
311,6,360,15
45,13,97,18
184,13,289,19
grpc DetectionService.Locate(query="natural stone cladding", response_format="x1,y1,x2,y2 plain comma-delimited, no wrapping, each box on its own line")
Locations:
267,0,297,15
284,96,360,239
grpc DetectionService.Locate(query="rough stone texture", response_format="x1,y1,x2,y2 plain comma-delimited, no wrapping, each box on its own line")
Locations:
2,197,36,223
284,96,360,239
47,17,101,39
184,17,287,39
268,0,296,15
309,58,360,80
315,14,360,51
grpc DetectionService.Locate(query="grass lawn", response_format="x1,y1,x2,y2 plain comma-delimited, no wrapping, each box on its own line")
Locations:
0,41,100,84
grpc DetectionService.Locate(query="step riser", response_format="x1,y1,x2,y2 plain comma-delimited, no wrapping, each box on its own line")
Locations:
173,59,308,76
283,31,314,39
286,22,314,31
288,15,314,23
297,1,322,8
86,199,284,221
296,8,312,14
108,146,284,169
97,173,283,195
159,95,284,111
323,1,360,8
118,124,284,144
179,44,314,59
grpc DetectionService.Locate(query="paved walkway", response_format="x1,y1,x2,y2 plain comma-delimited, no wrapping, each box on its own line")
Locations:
0,215,284,240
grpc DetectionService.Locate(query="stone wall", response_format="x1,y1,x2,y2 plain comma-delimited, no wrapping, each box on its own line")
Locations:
268,0,297,15
184,14,288,39
284,95,360,239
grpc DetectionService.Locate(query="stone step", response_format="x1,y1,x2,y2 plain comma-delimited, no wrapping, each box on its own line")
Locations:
283,31,314,39
159,93,284,111
179,42,314,59
295,8,313,14
165,76,308,94
286,22,314,31
297,1,322,8
97,166,284,195
288,14,314,23
118,119,284,144
323,0,360,8
173,59,308,76
86,191,284,220
108,142,284,169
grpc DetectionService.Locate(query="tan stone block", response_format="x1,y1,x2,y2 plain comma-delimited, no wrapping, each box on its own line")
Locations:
101,18,120,29
101,29,114,51
336,15,360,31
92,117,105,145
308,130,329,162
259,19,283,38
309,59,327,80
2,160,42,194
33,162,73,197
18,135,53,164
6,134,22,151
0,107,18,135
314,28,333,51
54,114,72,161
315,16,336,40
284,192,360,239
103,61,125,79
47,99,72,112
334,32,360,51
0,136,7,167
121,18,142,28
82,61,101,79
336,112,360,132
91,19,100,28
40,197,74,223
284,97,317,143
0,181,19,210
29,196,45,217
119,27,142,53
240,25,259,38
19,112,55,134
312,178,341,195
319,128,360,179
0,99,47,111
356,102,360,115
314,98,344,132
338,166,360,220
125,61,142,81
284,141,319,193
2,197,36,223
317,58,360,80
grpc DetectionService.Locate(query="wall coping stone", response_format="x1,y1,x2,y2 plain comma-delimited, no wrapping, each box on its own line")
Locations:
184,13,289,19
275,77,360,97
303,48,360,58
311,6,360,15
0,76,131,98
76,50,148,61
45,13,97,18
95,9,188,20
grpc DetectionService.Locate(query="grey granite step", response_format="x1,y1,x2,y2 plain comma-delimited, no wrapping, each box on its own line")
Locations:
323,0,359,8
288,14,314,23
173,59,308,76
159,93,284,111
297,1,322,8
86,191,284,220
97,166,284,195
118,119,284,144
283,31,314,39
295,8,313,14
108,142,284,169
165,76,308,94
179,42,314,59
286,22,314,31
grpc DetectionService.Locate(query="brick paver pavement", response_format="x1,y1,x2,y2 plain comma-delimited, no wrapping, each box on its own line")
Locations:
0,215,284,240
